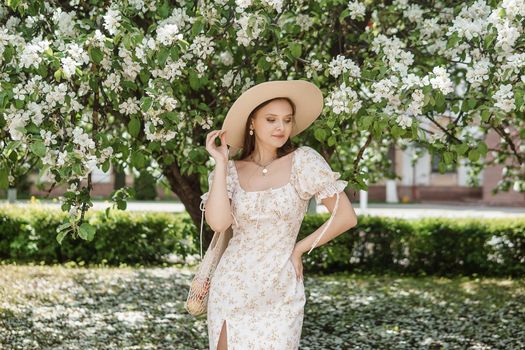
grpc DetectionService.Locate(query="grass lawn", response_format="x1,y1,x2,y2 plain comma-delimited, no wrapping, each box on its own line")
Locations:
0,264,523,350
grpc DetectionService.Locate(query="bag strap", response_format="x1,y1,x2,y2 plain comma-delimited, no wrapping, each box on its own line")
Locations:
199,199,238,260
307,191,341,255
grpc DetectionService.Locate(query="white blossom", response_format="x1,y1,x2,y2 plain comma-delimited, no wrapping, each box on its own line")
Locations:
103,7,121,36
235,0,253,12
466,57,492,88
425,66,454,95
219,51,234,66
235,13,265,47
396,114,412,129
348,1,366,20
19,39,50,69
493,84,515,113
501,0,525,21
156,24,183,46
296,14,314,31
328,55,361,80
119,97,140,116
102,72,122,93
72,127,96,151
403,4,425,23
261,0,284,13
40,129,58,146
326,82,362,115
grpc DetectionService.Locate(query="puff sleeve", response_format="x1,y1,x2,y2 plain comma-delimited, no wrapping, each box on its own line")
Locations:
200,164,235,206
197,162,237,260
294,146,348,255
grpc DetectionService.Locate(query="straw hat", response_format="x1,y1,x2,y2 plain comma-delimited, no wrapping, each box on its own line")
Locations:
222,80,324,154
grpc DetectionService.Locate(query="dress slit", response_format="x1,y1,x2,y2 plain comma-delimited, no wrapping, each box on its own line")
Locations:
215,319,228,350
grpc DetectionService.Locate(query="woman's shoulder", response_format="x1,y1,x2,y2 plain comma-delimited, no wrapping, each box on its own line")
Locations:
294,145,324,164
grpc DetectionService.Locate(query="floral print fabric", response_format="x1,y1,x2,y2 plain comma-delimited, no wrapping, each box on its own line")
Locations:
200,145,348,350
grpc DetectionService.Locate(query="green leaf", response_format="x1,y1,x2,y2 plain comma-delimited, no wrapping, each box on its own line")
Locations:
257,56,270,71
147,141,161,152
467,98,477,110
158,0,170,18
481,108,491,122
117,200,127,210
515,89,524,110
314,128,327,142
157,47,170,67
56,230,68,245
3,45,14,64
89,47,103,64
435,91,446,108
189,70,200,91
339,9,350,23
30,140,46,157
455,143,469,155
141,97,153,112
139,70,150,85
73,163,83,175
89,76,99,92
0,166,8,189
192,18,205,36
468,149,480,162
360,115,373,129
102,159,110,173
54,69,63,82
57,221,72,232
423,93,431,107
477,141,488,156
391,125,405,138
483,31,497,49
79,222,96,241
131,150,147,169
438,160,446,174
128,117,140,138
289,42,302,58
447,32,460,49
443,151,453,164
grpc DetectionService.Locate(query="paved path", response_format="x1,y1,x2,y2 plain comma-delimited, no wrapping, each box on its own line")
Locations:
1,199,523,219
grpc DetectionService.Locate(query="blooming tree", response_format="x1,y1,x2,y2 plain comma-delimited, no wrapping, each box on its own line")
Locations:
0,0,524,243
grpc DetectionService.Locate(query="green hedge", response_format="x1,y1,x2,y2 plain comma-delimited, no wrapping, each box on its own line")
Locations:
1,206,524,276
301,215,525,277
0,206,195,266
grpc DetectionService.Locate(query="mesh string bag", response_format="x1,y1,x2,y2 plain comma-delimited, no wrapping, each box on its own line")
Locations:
185,200,233,317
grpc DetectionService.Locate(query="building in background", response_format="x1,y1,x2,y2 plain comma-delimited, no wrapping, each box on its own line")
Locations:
20,128,525,207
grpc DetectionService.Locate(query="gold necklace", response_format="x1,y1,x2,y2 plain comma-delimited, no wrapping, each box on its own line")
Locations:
249,154,278,176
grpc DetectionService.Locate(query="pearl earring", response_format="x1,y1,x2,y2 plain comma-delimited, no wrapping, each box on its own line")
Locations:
249,126,254,135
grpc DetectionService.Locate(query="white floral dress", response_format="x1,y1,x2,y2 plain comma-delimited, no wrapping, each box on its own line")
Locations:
199,145,348,350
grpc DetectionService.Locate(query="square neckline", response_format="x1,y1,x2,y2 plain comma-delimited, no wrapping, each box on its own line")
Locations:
230,147,300,194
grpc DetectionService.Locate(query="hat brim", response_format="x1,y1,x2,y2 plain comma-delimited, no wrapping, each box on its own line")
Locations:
221,80,324,154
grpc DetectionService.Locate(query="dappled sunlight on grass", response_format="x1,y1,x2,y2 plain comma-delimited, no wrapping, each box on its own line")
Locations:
1,265,524,349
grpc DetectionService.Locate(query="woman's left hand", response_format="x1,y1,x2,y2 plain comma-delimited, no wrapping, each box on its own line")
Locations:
290,247,304,282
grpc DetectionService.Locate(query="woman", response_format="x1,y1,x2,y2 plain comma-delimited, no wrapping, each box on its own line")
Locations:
200,80,358,350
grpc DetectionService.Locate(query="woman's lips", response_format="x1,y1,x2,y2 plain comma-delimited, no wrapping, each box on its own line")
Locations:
272,135,285,138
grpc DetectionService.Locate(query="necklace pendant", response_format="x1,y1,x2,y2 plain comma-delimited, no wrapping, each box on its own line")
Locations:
262,168,268,175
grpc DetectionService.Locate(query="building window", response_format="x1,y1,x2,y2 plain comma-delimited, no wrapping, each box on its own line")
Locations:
431,153,456,173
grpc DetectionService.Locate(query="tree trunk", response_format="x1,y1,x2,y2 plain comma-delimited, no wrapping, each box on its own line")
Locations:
114,166,126,190
162,161,214,251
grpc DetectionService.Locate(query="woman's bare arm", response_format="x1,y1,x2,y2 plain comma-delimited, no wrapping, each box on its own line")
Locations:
294,191,358,254
203,129,233,233
203,162,233,232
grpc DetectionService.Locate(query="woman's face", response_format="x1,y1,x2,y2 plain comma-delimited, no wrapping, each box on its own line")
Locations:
251,99,294,149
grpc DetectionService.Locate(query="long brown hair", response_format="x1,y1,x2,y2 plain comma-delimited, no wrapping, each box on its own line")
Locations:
233,97,298,161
